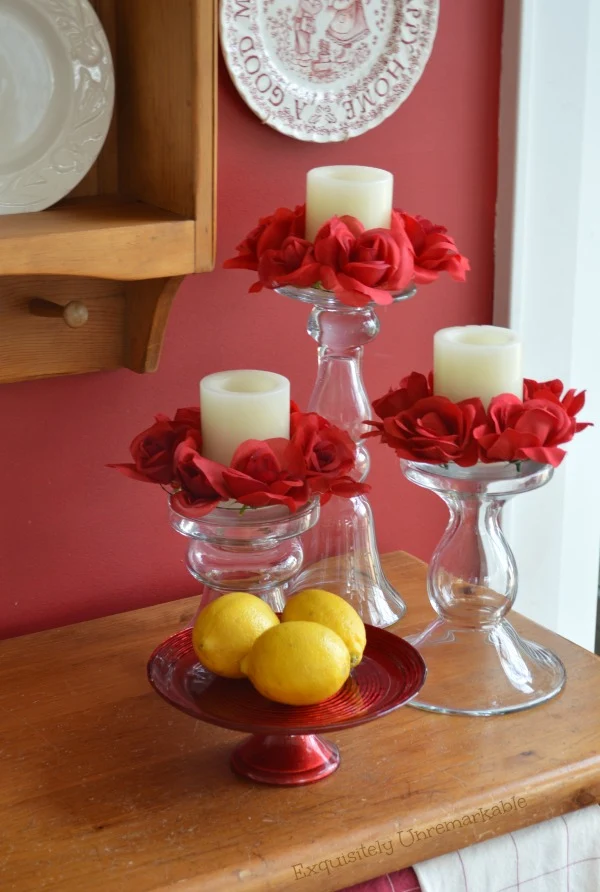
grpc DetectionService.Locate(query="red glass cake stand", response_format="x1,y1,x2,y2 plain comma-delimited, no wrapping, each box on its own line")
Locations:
147,625,426,786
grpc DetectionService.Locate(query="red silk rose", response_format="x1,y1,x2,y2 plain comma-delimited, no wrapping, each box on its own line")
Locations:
474,395,577,467
223,205,306,272
373,396,486,467
223,438,310,512
290,412,369,502
170,437,230,518
291,412,355,477
317,214,415,307
313,215,360,268
523,378,563,401
371,372,433,421
256,236,320,292
171,407,201,430
523,378,591,432
399,211,470,285
108,407,201,485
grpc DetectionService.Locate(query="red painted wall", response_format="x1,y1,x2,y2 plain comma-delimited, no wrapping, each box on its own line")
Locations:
0,0,503,638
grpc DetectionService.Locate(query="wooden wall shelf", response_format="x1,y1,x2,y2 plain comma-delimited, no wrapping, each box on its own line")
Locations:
0,0,217,385
0,199,196,281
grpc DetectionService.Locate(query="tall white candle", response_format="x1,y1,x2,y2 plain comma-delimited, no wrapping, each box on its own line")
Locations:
200,370,290,466
433,326,523,407
306,165,394,241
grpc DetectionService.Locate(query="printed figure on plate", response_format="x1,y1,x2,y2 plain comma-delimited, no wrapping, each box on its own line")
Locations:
326,0,370,48
294,0,323,61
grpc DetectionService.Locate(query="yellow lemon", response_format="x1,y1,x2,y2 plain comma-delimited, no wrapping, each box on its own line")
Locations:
192,592,279,679
282,588,366,667
240,620,351,706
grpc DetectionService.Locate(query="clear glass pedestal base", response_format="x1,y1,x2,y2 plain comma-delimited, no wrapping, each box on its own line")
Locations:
405,619,565,716
401,460,566,716
278,285,415,626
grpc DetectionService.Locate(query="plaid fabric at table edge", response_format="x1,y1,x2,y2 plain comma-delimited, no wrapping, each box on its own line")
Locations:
413,806,600,892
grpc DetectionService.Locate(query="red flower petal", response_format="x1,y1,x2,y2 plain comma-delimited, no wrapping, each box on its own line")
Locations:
518,445,567,467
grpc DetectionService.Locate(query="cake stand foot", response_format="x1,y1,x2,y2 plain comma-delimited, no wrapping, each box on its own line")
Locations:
231,733,340,785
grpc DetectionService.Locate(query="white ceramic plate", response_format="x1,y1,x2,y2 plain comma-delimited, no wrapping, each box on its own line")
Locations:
220,0,439,142
0,0,114,214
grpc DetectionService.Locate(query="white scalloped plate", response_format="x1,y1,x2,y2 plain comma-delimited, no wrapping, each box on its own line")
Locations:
0,0,114,214
220,0,439,142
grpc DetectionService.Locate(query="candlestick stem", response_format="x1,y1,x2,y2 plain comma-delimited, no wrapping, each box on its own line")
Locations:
307,305,377,478
277,286,414,626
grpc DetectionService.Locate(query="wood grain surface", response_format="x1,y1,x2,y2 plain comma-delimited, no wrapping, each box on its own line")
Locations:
1,552,598,892
125,277,185,373
194,0,218,272
117,0,196,219
0,199,195,281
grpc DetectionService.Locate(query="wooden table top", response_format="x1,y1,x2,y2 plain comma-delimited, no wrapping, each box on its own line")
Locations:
2,552,599,892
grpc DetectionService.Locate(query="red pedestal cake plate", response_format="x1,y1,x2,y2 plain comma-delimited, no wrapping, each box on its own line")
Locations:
148,625,426,786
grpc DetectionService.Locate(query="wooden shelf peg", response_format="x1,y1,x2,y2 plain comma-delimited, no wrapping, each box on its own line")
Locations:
28,298,89,329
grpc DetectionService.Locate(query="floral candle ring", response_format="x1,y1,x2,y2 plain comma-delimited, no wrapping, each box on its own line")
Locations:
110,403,369,518
365,372,591,469
224,204,470,309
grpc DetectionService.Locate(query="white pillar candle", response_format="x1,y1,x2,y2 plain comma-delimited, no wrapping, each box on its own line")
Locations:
433,326,523,407
305,165,394,241
200,370,290,466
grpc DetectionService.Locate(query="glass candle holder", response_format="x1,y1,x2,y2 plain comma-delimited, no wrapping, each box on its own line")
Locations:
276,285,415,626
400,460,566,716
170,497,320,614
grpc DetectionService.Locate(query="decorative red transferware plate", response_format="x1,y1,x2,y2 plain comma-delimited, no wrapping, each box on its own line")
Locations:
148,624,426,785
220,0,439,142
